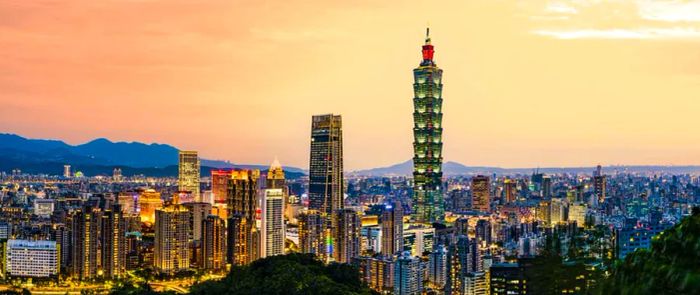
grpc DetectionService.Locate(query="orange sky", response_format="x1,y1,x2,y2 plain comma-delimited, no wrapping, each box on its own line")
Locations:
1,0,700,170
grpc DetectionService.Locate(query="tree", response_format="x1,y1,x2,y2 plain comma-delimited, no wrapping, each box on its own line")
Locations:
597,208,700,294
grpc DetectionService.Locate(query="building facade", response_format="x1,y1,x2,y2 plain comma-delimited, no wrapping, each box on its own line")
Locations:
412,28,445,224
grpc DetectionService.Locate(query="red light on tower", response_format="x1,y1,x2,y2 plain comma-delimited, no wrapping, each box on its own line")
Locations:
422,27,434,61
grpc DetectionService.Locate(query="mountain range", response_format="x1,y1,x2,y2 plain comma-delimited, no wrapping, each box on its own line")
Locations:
0,133,304,177
350,159,700,176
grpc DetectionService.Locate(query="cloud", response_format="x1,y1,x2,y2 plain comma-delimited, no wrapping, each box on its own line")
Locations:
530,0,700,39
534,27,700,39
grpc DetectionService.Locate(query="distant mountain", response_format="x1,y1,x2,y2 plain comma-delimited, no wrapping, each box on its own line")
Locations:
0,133,304,177
351,159,700,176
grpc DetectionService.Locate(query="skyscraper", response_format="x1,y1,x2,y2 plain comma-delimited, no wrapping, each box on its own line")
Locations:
381,201,404,256
593,165,606,206
183,202,212,244
211,169,232,205
201,215,226,271
179,151,201,201
412,28,445,223
226,169,260,265
471,176,490,213
504,179,516,204
71,207,101,280
260,188,285,258
154,204,190,274
333,209,361,263
309,114,344,215
101,205,126,278
394,251,424,295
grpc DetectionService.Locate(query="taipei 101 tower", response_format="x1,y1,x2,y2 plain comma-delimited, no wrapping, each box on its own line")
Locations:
412,28,445,223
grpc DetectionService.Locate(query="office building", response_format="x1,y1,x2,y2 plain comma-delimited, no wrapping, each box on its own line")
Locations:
308,114,344,215
211,169,232,205
381,201,403,256
412,28,445,223
593,165,606,206
471,176,490,213
178,151,201,201
226,169,260,265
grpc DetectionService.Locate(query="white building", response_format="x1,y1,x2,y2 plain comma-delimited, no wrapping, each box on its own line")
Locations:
5,240,59,277
260,188,285,258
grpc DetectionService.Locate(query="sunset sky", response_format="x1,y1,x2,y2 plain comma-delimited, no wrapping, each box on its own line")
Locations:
1,0,700,170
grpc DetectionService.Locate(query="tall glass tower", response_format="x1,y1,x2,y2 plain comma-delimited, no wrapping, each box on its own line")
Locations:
412,28,444,223
308,114,344,215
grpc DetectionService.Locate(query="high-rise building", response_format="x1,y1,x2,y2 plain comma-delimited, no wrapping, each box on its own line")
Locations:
381,201,404,256
154,204,190,274
309,114,344,215
211,169,232,205
260,188,285,258
355,256,395,293
298,210,327,260
101,205,127,278
71,207,101,280
266,158,287,194
113,167,122,181
333,209,361,263
63,165,71,178
446,235,469,294
428,245,448,290
139,189,163,224
471,176,490,213
504,179,516,204
226,169,260,265
5,240,59,277
489,263,527,295
394,251,423,295
412,28,445,224
542,176,552,198
183,202,212,244
178,151,201,201
465,272,488,295
593,165,606,206
201,215,226,271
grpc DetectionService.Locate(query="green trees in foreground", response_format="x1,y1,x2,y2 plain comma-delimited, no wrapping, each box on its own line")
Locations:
597,208,700,294
189,253,376,295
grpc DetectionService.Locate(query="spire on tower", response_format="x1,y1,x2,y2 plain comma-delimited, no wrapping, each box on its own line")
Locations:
421,27,434,63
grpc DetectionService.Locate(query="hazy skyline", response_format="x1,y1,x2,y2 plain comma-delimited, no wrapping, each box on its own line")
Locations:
1,0,700,170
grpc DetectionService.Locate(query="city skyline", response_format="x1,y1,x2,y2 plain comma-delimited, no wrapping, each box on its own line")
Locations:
2,1,700,171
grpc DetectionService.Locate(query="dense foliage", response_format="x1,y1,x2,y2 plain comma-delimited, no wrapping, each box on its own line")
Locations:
189,253,376,295
598,208,700,294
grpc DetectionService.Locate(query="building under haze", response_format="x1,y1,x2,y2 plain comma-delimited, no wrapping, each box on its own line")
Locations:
179,151,201,201
412,28,445,223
